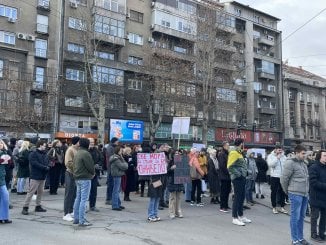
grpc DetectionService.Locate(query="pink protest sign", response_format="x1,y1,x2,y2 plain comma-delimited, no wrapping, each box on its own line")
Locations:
137,152,167,175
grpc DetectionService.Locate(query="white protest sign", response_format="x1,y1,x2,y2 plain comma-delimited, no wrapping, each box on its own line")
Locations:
137,152,167,175
171,117,190,135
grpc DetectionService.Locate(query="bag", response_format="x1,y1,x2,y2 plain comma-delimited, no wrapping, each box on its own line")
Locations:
152,179,162,188
190,165,201,179
201,179,207,192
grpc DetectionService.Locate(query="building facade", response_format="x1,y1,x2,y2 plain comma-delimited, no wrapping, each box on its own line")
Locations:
283,64,326,150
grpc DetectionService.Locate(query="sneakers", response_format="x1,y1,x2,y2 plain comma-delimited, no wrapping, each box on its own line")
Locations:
169,215,175,219
35,206,47,212
148,217,157,222
176,214,183,218
299,239,311,245
22,207,29,215
280,207,288,214
232,218,245,226
239,216,251,223
311,234,325,243
63,213,74,222
272,208,279,214
89,207,100,212
155,216,161,221
219,208,229,213
197,203,204,207
79,221,92,227
190,201,195,206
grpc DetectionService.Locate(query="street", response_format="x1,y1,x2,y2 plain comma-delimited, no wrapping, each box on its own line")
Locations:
2,181,311,245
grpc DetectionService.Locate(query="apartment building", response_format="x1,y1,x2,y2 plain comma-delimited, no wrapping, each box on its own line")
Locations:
0,0,284,147
0,0,61,139
283,64,326,150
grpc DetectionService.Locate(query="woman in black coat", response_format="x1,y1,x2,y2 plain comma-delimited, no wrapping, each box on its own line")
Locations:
123,147,136,201
207,148,220,204
17,141,31,194
255,153,268,199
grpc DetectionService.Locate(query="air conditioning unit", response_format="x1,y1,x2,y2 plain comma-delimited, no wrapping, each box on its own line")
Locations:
126,12,130,18
150,24,155,30
8,17,16,23
26,35,36,41
17,33,26,40
148,37,154,43
239,49,244,54
70,1,78,8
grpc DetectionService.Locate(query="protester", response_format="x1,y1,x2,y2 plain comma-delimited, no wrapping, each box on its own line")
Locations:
22,140,49,215
0,139,12,223
159,144,171,210
11,139,23,193
16,141,30,195
308,150,326,243
62,136,79,222
122,146,136,202
73,138,94,226
47,140,64,195
255,153,268,199
245,152,257,206
207,148,220,204
227,138,251,226
218,142,231,213
110,145,128,211
281,145,310,245
189,148,205,207
105,137,119,205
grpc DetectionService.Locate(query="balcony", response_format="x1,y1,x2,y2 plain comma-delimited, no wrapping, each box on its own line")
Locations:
92,32,125,46
151,24,196,42
214,42,237,53
31,82,48,94
315,119,320,126
259,107,276,115
216,23,237,34
258,36,274,46
151,47,195,62
259,90,276,97
37,0,50,11
258,72,275,80
307,118,313,125
213,61,236,71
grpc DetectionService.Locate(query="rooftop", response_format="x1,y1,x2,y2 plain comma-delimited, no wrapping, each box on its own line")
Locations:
283,64,326,83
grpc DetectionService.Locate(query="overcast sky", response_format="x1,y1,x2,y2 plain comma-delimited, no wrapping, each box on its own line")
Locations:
226,0,326,77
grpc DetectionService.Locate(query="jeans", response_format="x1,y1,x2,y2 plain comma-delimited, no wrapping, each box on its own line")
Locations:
17,177,29,193
106,173,113,201
288,193,309,242
73,180,91,224
270,177,285,208
245,179,255,202
112,177,121,209
220,179,231,209
0,185,9,220
148,197,160,218
310,206,326,239
184,182,192,201
89,175,98,208
232,177,246,218
64,171,76,215
191,179,202,203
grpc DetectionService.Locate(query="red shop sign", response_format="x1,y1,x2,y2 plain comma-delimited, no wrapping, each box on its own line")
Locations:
253,132,280,144
215,128,252,143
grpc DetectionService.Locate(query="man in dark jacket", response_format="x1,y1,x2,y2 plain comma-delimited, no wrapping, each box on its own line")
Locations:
105,137,119,205
218,141,231,213
309,150,326,243
73,138,94,226
22,140,49,215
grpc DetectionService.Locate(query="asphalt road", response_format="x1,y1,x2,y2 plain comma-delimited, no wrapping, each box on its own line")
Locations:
1,181,313,245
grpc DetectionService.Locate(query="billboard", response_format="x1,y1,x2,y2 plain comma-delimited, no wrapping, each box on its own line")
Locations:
215,128,252,143
110,119,144,143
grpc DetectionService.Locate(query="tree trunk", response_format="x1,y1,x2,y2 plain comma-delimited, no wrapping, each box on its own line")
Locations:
202,104,209,146
97,94,106,144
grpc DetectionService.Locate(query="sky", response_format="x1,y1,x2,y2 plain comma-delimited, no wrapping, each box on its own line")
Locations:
225,0,326,78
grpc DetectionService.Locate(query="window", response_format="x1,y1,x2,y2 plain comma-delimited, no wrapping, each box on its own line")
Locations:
94,51,114,60
128,56,143,66
267,85,276,92
216,88,237,103
217,12,236,28
35,39,47,58
68,17,85,31
257,100,261,108
94,14,125,38
307,93,311,103
34,98,43,117
0,5,17,19
234,8,241,16
128,33,143,45
67,43,85,54
34,67,45,89
127,103,142,113
66,68,84,81
36,15,49,33
95,0,119,12
177,1,196,14
65,96,83,107
38,0,50,8
174,46,187,54
107,94,120,110
254,82,262,92
128,79,142,90
161,20,171,28
92,66,124,85
257,60,275,74
270,102,276,109
253,30,260,39
289,90,294,100
177,21,191,33
186,84,196,96
0,60,3,78
129,10,143,23
0,31,15,45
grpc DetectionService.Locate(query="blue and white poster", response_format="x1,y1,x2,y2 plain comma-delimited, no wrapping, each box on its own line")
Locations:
110,119,144,143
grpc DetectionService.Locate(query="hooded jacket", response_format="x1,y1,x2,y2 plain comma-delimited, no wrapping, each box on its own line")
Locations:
227,148,247,180
267,150,286,178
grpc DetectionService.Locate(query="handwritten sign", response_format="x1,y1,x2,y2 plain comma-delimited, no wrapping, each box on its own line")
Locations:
137,153,167,176
174,154,191,184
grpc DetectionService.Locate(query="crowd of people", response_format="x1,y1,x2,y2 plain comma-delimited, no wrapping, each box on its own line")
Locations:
0,136,325,245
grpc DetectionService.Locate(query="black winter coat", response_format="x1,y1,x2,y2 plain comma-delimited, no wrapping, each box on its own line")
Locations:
17,149,30,178
255,157,268,183
309,162,326,208
123,154,136,192
167,160,184,193
89,147,103,176
218,149,230,181
207,158,220,195
29,149,49,180
148,174,163,198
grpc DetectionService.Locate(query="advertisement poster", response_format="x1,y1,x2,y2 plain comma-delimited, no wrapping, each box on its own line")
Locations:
110,119,143,143
137,153,167,176
174,154,191,184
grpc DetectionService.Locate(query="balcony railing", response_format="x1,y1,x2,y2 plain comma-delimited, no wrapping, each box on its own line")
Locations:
259,107,276,115
259,90,276,97
258,36,274,46
37,0,50,10
258,72,275,80
93,32,126,46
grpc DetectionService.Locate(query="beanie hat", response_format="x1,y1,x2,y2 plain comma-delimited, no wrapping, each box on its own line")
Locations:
110,137,119,144
71,136,80,145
